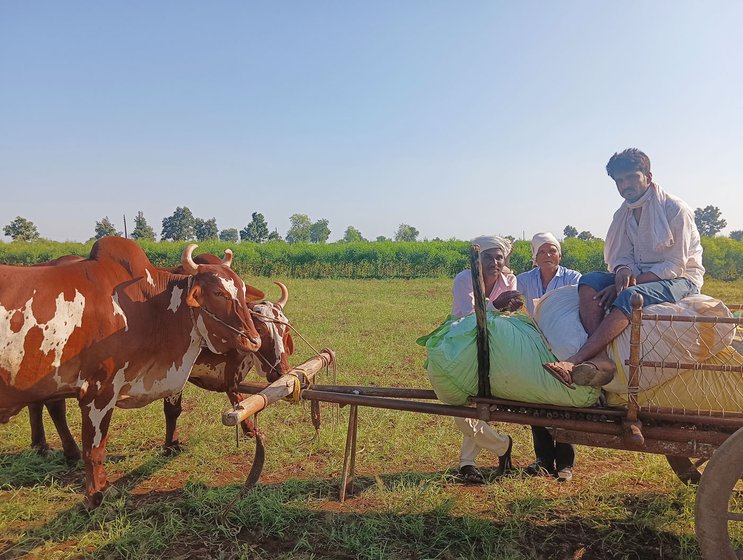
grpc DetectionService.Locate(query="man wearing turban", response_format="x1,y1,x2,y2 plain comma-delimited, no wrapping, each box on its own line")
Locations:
517,232,582,482
450,235,522,484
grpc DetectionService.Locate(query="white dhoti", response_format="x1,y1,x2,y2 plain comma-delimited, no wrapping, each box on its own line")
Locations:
454,417,510,467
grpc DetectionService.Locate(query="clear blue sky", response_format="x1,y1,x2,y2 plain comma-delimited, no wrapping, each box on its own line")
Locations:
1,1,741,243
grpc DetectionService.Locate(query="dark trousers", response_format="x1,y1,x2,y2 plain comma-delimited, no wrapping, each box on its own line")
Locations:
532,426,575,469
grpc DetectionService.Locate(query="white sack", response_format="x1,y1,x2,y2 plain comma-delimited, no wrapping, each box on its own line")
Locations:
533,285,735,392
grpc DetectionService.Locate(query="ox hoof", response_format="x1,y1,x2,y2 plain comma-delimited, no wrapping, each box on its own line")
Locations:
163,441,183,456
64,449,82,465
85,491,105,510
32,443,51,457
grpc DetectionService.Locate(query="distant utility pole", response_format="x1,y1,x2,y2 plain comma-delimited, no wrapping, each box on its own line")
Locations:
123,214,128,238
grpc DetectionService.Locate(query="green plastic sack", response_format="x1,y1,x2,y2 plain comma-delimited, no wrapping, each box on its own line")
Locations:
417,312,600,407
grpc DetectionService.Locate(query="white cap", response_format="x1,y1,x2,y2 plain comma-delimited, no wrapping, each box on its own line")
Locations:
531,232,561,261
471,235,512,255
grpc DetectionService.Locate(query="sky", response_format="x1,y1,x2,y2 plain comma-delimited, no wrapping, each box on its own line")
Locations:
1,1,742,243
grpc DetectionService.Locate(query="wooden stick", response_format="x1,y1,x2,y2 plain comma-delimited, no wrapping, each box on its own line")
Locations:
470,244,492,398
221,351,334,426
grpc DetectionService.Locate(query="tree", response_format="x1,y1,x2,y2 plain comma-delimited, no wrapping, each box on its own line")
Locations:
220,228,239,242
730,230,743,242
376,235,388,242
310,218,331,243
394,223,419,242
267,229,283,241
94,216,122,239
577,230,595,241
342,226,366,242
195,217,218,241
694,205,727,237
286,213,312,243
131,211,156,241
3,216,40,241
563,225,578,238
161,207,196,241
240,212,269,243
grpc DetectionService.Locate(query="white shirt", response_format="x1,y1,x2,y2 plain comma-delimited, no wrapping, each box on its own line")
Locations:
605,184,705,288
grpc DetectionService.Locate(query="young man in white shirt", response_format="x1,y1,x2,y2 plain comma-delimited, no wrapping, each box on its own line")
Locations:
543,148,704,387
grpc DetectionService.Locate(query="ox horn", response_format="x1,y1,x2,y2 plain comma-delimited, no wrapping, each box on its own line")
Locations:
222,249,233,268
181,244,200,275
274,281,289,309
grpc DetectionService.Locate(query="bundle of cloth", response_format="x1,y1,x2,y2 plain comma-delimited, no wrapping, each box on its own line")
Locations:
418,312,601,408
533,285,742,411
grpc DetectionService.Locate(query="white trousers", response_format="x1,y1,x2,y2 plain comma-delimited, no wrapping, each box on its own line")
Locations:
454,417,510,467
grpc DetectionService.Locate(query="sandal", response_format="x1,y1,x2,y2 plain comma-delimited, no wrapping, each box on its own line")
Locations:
541,363,577,390
495,436,513,475
458,465,485,485
571,362,614,387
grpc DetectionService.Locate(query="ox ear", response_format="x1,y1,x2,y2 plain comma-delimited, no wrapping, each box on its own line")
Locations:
285,332,294,355
245,285,265,302
186,284,202,308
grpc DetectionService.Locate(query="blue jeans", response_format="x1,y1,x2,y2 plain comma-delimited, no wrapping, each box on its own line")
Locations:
578,272,699,316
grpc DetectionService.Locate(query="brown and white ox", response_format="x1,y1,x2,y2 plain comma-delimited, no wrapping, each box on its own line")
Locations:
25,253,294,459
0,237,261,507
163,253,294,452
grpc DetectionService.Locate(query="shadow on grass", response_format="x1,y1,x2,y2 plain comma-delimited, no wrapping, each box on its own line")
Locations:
0,449,83,489
0,451,177,559
0,468,711,560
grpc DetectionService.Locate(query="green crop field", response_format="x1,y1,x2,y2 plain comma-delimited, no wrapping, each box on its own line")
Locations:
1,277,742,559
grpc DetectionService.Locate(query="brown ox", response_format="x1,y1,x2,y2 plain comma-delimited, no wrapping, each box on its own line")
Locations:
0,237,261,507
25,253,294,459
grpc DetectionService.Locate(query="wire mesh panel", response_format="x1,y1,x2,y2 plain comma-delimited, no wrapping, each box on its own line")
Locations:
632,307,743,416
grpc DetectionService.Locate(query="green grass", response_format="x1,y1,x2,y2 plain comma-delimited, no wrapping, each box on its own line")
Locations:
1,278,742,559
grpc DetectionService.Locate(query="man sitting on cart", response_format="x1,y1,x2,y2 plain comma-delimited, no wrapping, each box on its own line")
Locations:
543,148,705,387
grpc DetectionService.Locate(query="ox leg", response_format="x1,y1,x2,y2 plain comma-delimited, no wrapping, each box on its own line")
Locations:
46,400,81,464
28,402,50,456
163,393,183,455
79,399,114,509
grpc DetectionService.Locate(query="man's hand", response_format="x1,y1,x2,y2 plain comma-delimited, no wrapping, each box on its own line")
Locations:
614,267,636,295
491,290,523,312
594,285,617,309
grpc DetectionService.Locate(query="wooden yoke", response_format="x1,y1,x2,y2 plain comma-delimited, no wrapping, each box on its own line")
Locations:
221,351,334,427
470,244,492,399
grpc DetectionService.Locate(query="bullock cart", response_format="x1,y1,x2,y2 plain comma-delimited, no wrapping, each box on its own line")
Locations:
225,248,742,559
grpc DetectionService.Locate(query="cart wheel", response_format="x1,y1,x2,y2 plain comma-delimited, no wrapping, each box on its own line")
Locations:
666,455,708,484
695,427,743,559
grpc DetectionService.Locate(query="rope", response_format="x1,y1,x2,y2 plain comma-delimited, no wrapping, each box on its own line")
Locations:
284,369,306,403
249,307,325,358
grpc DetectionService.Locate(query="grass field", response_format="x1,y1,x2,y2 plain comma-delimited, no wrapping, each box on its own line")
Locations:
1,278,742,559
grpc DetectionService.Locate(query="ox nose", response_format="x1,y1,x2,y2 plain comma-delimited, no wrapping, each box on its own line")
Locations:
240,333,261,351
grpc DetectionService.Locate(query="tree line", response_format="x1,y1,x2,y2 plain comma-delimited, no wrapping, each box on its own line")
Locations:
2,209,422,244
3,204,741,244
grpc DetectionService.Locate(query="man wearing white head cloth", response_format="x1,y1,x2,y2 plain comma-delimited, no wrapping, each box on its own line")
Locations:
451,235,523,317
450,235,523,484
543,149,704,389
516,233,582,315
516,232,582,481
